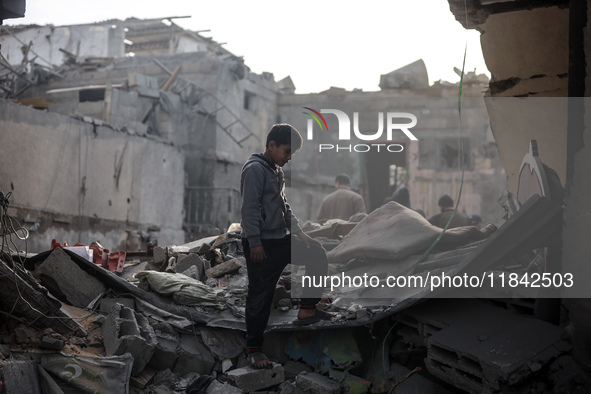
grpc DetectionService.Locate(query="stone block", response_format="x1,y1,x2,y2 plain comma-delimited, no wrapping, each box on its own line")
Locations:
0,360,42,394
206,379,244,393
226,363,284,392
205,259,241,278
173,334,215,376
153,246,167,265
37,248,106,308
101,303,157,376
40,336,64,350
181,265,199,280
190,242,211,255
176,253,205,279
295,372,342,394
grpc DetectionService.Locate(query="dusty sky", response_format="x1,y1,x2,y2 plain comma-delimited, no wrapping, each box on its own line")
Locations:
12,0,489,94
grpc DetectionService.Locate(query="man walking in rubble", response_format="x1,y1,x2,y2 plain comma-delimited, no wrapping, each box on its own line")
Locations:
240,123,331,369
317,174,366,222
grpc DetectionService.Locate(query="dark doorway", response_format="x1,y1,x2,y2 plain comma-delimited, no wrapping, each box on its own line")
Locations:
364,142,407,212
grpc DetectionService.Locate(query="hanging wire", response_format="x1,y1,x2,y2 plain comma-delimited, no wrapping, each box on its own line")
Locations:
399,0,470,273
0,190,97,325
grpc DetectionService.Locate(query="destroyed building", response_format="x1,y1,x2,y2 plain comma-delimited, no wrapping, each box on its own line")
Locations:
0,17,277,250
0,1,590,393
277,59,504,221
0,18,505,250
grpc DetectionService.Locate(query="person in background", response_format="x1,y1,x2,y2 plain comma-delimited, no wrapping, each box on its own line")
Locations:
428,194,469,229
382,186,426,218
468,214,483,229
317,174,366,222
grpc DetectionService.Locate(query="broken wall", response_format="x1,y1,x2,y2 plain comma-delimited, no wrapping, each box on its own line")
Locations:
20,45,279,235
478,6,570,192
0,100,185,252
0,24,126,67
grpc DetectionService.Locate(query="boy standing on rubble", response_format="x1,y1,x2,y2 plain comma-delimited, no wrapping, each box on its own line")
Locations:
240,123,331,369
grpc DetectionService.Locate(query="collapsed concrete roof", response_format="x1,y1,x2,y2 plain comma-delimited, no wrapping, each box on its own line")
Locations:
379,59,429,90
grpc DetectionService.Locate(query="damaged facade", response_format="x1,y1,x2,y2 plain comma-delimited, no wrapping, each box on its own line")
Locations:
0,2,590,394
0,18,505,250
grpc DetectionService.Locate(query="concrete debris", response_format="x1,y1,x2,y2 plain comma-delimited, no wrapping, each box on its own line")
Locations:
173,334,215,376
379,59,429,90
36,247,107,308
0,359,42,394
0,193,588,393
175,253,205,278
423,301,567,392
205,258,242,278
200,327,246,359
226,363,284,392
39,336,64,350
206,379,244,393
295,371,342,394
101,303,157,375
149,327,180,371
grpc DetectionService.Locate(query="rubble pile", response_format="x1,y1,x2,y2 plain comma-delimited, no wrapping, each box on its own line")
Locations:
1,200,590,393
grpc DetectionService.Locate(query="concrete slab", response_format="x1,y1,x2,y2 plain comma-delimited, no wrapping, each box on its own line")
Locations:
37,248,106,308
0,360,42,394
294,372,342,394
176,253,205,278
226,363,284,392
425,304,567,392
173,333,215,376
200,327,246,359
206,379,244,393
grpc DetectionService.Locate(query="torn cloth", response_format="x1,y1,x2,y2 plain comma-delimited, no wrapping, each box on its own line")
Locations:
327,202,495,264
136,271,226,309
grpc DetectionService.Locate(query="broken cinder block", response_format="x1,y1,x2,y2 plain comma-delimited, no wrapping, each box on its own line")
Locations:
101,303,157,376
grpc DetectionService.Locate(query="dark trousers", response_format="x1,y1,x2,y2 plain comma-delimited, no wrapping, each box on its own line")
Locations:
242,235,328,350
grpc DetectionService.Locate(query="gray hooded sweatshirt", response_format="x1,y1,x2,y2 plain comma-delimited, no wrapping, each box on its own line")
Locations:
240,153,302,247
